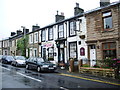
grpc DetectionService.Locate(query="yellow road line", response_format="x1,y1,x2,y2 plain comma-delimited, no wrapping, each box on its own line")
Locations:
59,73,120,86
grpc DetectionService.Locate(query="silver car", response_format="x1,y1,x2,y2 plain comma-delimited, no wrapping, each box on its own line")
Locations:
11,56,26,67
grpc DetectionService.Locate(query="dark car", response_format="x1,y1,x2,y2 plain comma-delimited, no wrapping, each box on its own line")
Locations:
11,56,26,67
2,55,15,64
0,55,3,62
25,57,57,72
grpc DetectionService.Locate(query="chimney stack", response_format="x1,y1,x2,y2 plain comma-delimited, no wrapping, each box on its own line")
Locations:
17,30,22,35
11,32,16,36
74,3,84,16
100,0,110,7
55,11,65,22
32,25,40,32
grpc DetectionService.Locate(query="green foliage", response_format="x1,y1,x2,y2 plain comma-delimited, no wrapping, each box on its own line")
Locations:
82,64,90,67
17,35,29,57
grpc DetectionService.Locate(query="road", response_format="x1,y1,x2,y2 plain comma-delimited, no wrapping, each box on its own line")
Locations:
1,63,120,89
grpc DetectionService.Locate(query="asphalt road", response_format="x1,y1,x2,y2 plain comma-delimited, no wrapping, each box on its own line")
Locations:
1,63,120,89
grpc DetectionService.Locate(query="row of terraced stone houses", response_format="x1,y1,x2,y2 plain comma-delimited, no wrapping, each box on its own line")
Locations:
0,0,120,66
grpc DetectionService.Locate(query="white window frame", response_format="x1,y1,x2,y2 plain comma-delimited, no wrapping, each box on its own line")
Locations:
48,27,53,40
69,21,76,36
42,30,46,42
58,24,64,38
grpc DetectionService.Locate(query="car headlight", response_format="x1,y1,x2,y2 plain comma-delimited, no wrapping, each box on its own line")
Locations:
42,65,49,68
53,65,57,68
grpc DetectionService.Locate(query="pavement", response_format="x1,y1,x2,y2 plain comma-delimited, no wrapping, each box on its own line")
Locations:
57,67,120,85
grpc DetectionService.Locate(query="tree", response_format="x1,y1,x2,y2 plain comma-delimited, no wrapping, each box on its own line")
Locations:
17,35,29,57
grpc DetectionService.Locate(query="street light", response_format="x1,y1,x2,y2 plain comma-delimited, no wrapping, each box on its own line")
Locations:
21,26,26,38
21,26,26,57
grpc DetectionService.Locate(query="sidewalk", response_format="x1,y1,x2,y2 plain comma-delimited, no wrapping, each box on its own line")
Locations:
57,67,120,84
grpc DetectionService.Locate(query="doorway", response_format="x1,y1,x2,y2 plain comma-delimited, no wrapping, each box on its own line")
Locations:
89,45,96,66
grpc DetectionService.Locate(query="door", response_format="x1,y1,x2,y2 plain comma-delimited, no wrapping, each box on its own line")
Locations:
58,48,64,63
89,45,96,66
43,48,46,60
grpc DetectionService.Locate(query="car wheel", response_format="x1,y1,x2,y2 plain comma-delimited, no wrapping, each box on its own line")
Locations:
15,63,18,67
26,64,29,70
37,67,41,72
11,62,13,66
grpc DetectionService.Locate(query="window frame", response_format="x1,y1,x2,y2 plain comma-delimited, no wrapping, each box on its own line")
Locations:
69,20,76,37
41,29,46,42
102,11,113,31
48,27,53,41
69,41,77,61
35,33,38,42
102,42,116,59
58,23,64,39
48,47,54,61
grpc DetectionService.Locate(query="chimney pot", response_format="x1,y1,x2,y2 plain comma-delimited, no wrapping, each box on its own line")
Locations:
74,3,84,16
100,0,110,7
55,11,65,22
11,32,16,36
76,3,79,7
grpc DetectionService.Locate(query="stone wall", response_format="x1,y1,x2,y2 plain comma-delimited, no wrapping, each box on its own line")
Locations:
86,4,120,59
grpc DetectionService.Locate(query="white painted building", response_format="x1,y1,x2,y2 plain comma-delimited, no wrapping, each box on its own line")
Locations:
28,3,88,66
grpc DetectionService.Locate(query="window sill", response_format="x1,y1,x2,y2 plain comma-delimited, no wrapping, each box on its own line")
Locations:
69,35,76,37
101,29,114,33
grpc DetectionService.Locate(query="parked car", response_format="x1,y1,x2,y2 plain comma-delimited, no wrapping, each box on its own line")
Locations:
25,57,57,72
11,56,26,67
2,55,15,64
0,55,3,62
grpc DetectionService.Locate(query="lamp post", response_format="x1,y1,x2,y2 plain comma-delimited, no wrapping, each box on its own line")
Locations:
21,26,26,57
21,26,26,38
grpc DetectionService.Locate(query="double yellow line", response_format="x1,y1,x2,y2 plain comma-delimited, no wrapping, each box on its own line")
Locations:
59,73,120,86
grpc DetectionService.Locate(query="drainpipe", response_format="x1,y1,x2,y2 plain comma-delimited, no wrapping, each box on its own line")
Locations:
65,21,68,65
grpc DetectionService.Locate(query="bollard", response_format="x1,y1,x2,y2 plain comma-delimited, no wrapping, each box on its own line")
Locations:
78,59,83,72
69,58,74,72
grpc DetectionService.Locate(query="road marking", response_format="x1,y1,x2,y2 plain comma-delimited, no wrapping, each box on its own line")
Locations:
1,66,42,82
59,73,120,86
17,72,42,82
60,86,69,90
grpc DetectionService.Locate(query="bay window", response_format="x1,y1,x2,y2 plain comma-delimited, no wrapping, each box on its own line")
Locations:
102,42,116,59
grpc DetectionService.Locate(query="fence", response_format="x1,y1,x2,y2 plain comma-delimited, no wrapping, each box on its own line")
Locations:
79,59,120,68
79,59,120,79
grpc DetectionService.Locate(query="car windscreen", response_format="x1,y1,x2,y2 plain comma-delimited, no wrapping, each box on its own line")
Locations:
0,55,3,59
6,56,15,61
15,56,26,60
37,58,44,63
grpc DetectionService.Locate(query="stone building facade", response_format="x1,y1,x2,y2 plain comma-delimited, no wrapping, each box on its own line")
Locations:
85,2,120,60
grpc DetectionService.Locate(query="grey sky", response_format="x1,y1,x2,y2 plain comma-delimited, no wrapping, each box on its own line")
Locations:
0,0,118,40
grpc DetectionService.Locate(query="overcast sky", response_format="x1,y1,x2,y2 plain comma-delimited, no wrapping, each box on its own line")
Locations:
0,0,119,40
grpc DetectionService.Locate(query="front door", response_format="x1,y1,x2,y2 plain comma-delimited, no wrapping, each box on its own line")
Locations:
43,48,46,60
58,48,64,63
89,45,96,66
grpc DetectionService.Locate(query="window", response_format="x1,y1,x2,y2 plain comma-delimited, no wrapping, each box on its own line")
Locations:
41,30,46,42
102,11,112,30
35,33,38,41
69,21,76,36
30,34,33,43
48,48,54,61
80,47,85,56
48,27,53,40
69,42,77,60
102,42,116,59
58,24,64,38
34,48,37,57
